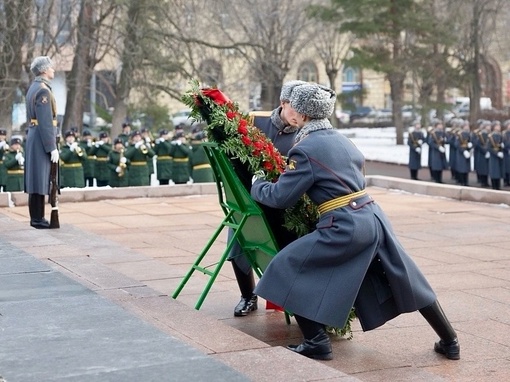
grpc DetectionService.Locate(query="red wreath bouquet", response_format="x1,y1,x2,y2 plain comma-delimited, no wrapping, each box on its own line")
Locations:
182,79,319,237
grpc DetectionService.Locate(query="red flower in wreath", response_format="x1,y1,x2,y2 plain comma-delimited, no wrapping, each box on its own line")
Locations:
201,88,231,105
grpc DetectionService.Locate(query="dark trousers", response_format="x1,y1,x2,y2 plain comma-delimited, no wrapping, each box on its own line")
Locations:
410,169,418,180
159,179,169,185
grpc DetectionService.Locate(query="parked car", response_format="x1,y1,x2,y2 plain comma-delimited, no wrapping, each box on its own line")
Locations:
171,109,198,128
349,106,375,122
335,109,350,124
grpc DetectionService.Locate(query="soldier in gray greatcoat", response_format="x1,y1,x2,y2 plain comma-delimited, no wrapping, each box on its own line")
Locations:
453,120,473,186
24,56,59,229
428,121,448,183
251,83,460,361
407,122,424,180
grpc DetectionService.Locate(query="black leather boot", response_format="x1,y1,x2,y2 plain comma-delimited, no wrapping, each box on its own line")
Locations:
287,315,333,360
232,261,257,316
29,194,50,229
420,300,460,360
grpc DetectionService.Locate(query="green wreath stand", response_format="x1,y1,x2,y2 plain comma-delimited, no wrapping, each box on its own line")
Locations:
172,142,291,324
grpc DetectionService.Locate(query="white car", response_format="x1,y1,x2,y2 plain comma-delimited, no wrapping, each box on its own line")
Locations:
171,109,198,127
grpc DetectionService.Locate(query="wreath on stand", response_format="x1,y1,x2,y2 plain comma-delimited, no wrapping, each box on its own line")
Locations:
182,79,355,339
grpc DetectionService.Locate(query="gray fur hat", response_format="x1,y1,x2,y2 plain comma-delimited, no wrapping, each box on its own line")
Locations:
289,84,336,119
280,80,307,102
30,56,53,76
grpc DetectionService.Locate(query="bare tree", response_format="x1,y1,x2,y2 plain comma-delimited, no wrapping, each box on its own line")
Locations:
0,1,33,133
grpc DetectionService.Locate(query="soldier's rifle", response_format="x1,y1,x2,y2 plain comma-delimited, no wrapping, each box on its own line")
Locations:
49,134,60,229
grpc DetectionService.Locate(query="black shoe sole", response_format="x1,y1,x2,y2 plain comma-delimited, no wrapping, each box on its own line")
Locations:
234,305,258,317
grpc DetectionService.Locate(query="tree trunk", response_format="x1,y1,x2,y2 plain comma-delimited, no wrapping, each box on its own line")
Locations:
327,70,339,128
62,0,95,134
0,0,32,135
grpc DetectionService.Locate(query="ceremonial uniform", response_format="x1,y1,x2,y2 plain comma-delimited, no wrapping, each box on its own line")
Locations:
79,130,95,186
474,126,490,187
24,56,59,229
453,126,473,186
503,121,510,186
251,83,459,361
125,131,155,186
0,131,9,191
189,131,214,183
488,128,505,190
428,124,448,183
3,138,25,192
407,126,424,180
90,132,112,187
154,130,173,185
60,131,87,188
108,138,129,187
169,134,191,184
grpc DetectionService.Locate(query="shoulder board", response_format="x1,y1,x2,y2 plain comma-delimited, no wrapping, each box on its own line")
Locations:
248,110,272,126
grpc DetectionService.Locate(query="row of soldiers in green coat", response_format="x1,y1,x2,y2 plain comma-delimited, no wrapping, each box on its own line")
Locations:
0,127,215,192
0,129,25,192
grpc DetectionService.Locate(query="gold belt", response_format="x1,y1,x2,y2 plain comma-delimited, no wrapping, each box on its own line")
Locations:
131,161,147,166
193,164,211,170
157,156,173,161
95,157,108,162
318,190,368,215
30,118,58,127
62,163,82,168
173,158,189,163
7,169,24,174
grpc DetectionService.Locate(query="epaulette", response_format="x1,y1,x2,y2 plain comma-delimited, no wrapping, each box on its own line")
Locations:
248,110,272,126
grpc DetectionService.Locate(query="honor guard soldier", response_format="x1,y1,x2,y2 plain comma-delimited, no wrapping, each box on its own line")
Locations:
407,121,425,180
24,56,59,229
474,120,491,187
251,83,460,361
229,80,304,317
125,130,155,186
454,120,473,186
503,120,510,186
91,131,112,187
79,129,95,187
447,121,461,182
141,128,155,184
169,131,191,184
3,137,25,192
0,129,8,191
60,130,87,188
488,121,505,190
189,126,214,183
108,137,130,187
428,121,448,183
154,129,173,185
117,122,131,147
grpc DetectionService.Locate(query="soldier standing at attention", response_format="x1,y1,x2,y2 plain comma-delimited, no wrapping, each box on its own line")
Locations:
141,128,155,184
79,129,95,187
454,120,473,187
153,129,173,185
428,121,448,183
407,121,424,180
3,137,25,192
487,121,505,190
189,126,214,183
503,120,510,187
24,56,59,229
90,132,112,187
169,131,191,184
117,122,131,147
0,129,8,192
60,130,87,188
125,130,154,186
108,137,129,187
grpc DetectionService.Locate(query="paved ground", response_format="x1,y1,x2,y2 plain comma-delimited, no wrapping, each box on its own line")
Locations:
1,179,510,381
